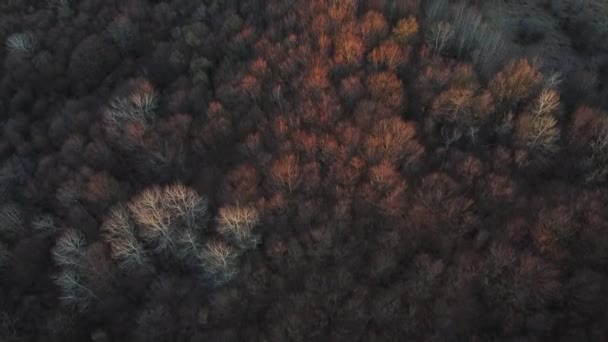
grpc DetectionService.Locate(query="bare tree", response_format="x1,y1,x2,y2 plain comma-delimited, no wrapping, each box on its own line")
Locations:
451,3,482,59
199,240,239,286
52,229,87,270
52,230,98,309
128,186,177,256
426,21,453,57
6,32,38,57
532,89,560,119
0,203,24,240
102,205,148,271
518,113,560,154
473,24,505,74
543,72,562,89
31,214,57,234
216,205,260,250
517,87,561,155
128,184,208,256
424,0,448,21
103,81,158,129
53,268,98,308
176,229,202,263
270,154,301,193
586,121,608,182
441,126,463,149
162,184,208,231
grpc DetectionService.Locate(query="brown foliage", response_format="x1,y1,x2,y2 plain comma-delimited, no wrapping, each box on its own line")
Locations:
303,59,331,91
333,31,365,67
270,154,301,194
481,245,561,331
363,117,423,168
359,160,408,217
393,16,419,45
366,71,405,111
220,163,260,205
368,40,409,70
532,206,579,263
490,58,543,109
84,172,123,215
358,11,389,47
328,0,357,24
455,154,484,184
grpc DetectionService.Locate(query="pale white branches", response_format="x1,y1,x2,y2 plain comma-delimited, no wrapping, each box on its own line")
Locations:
128,184,208,256
52,229,86,269
53,268,98,307
102,205,148,270
525,115,560,154
451,4,482,59
517,85,562,155
31,214,57,234
216,205,260,249
0,203,24,240
198,240,239,286
176,229,202,262
427,21,453,57
52,230,97,309
99,184,260,286
532,89,560,119
424,3,506,72
163,184,208,231
6,32,38,57
543,72,562,89
103,82,158,128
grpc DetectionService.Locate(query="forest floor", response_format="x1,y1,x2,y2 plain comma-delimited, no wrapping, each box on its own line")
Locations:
479,0,608,74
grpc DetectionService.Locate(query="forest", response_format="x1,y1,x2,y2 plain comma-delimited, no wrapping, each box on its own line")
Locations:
2,0,608,340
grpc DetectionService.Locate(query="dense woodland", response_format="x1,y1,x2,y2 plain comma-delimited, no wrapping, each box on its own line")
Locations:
2,0,608,340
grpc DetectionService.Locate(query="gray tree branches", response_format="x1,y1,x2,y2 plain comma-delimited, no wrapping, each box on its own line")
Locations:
5,32,38,57
52,230,97,309
102,205,148,271
0,203,24,241
103,82,158,129
100,184,260,286
423,1,505,72
127,184,208,257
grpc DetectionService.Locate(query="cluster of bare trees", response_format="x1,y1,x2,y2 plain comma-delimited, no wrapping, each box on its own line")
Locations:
100,184,260,286
423,0,505,72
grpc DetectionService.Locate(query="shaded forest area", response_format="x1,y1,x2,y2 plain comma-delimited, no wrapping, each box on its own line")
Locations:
2,0,608,340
